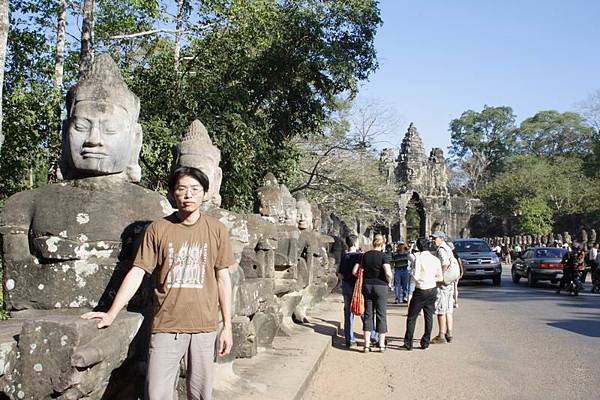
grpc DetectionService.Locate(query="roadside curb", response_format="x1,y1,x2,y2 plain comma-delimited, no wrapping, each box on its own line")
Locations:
215,294,342,400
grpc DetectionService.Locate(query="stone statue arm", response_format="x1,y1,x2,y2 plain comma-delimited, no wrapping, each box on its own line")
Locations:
81,266,146,328
216,267,233,357
0,191,37,264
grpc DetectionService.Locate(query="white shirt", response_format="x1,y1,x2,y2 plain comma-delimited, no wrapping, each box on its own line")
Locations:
589,247,598,261
411,251,443,290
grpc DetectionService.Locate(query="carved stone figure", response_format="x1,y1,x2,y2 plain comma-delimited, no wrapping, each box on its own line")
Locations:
0,54,170,400
0,54,170,311
295,193,314,231
172,119,223,208
256,173,284,223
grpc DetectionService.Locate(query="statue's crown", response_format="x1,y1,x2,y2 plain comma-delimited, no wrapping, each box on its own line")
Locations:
177,120,221,162
66,54,140,121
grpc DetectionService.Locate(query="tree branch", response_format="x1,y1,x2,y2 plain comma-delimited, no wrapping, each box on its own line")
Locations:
109,24,213,40
290,144,352,192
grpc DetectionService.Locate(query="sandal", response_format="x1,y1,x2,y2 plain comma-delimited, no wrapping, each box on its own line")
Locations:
361,346,371,353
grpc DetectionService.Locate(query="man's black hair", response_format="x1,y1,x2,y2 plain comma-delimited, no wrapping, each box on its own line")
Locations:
345,235,358,248
168,166,210,194
416,237,429,252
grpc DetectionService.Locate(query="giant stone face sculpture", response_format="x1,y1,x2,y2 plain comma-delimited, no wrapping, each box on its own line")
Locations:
60,54,142,182
0,54,170,311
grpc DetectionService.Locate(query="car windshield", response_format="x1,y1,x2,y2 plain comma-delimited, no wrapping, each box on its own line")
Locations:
534,248,566,258
453,241,491,252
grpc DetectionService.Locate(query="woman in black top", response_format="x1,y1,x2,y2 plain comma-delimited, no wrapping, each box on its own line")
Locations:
353,234,393,352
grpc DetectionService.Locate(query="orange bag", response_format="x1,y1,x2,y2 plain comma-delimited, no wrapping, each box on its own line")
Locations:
351,267,364,316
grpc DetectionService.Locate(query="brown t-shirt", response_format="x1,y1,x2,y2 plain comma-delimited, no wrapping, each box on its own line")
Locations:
134,212,235,333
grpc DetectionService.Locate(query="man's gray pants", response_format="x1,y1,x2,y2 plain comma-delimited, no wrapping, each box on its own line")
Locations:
146,331,218,400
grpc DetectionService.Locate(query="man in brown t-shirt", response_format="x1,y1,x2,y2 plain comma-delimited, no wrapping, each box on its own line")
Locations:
82,166,234,400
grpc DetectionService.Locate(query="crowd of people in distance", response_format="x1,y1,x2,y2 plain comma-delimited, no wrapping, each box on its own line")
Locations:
337,231,464,352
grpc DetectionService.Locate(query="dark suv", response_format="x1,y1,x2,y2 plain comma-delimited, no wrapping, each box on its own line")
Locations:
451,239,503,286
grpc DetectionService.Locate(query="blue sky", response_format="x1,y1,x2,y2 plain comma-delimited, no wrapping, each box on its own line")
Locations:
359,0,600,156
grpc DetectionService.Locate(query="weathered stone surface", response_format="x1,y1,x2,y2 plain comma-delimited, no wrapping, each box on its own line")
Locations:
172,120,223,208
220,316,256,363
251,311,280,349
0,179,169,311
0,55,171,312
0,311,142,400
234,279,274,317
389,123,476,240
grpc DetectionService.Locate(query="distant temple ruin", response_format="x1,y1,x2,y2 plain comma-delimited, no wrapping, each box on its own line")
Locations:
379,123,479,241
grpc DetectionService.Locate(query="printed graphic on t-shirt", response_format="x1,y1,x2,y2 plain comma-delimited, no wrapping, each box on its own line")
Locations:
167,241,208,288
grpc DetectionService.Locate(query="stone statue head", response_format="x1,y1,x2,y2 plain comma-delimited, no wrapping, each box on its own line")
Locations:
172,120,223,208
295,193,313,231
256,173,284,221
311,202,321,232
61,54,143,182
281,185,297,226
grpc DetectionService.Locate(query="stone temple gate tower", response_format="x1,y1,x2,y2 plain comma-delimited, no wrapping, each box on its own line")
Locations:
380,123,478,241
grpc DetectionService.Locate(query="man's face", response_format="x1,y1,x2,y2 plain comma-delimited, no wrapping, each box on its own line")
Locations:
68,101,134,175
432,236,443,247
172,175,208,213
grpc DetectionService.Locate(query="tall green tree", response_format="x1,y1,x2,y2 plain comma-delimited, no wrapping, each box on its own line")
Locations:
448,105,518,196
517,110,595,157
1,0,383,214
480,155,600,235
0,0,8,153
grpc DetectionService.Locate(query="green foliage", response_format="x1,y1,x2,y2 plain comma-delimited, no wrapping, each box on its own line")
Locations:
515,197,553,236
448,105,518,195
480,155,600,235
518,110,595,157
1,0,382,214
0,15,61,195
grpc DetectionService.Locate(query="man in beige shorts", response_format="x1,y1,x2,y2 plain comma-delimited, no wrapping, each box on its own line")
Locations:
430,231,456,344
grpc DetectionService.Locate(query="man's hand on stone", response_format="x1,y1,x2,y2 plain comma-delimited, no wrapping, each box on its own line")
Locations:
218,326,233,357
81,311,116,329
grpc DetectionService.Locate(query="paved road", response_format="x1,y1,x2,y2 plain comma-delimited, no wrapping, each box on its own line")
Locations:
303,265,600,400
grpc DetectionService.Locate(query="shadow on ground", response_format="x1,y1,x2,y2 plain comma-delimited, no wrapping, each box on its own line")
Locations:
546,318,600,338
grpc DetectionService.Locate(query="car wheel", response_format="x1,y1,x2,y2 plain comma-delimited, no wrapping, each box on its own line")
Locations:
527,269,537,287
493,274,502,286
511,267,520,283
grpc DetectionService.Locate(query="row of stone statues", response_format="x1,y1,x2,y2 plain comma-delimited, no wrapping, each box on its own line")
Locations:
485,229,600,249
0,55,345,399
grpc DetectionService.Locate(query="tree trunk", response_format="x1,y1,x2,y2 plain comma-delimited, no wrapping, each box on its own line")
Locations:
54,0,67,90
79,0,95,78
0,0,9,153
174,0,185,73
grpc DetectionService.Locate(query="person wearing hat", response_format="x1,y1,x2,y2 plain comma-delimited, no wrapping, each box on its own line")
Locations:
430,231,456,344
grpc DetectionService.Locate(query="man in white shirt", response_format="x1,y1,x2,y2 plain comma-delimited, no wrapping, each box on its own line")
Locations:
402,238,443,351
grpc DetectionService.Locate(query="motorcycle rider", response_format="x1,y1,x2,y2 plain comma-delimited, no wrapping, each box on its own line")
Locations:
557,244,585,294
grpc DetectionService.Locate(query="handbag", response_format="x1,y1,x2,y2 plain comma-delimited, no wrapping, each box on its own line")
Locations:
350,262,365,316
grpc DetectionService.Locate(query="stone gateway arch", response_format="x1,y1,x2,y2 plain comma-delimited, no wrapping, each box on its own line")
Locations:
379,123,479,241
